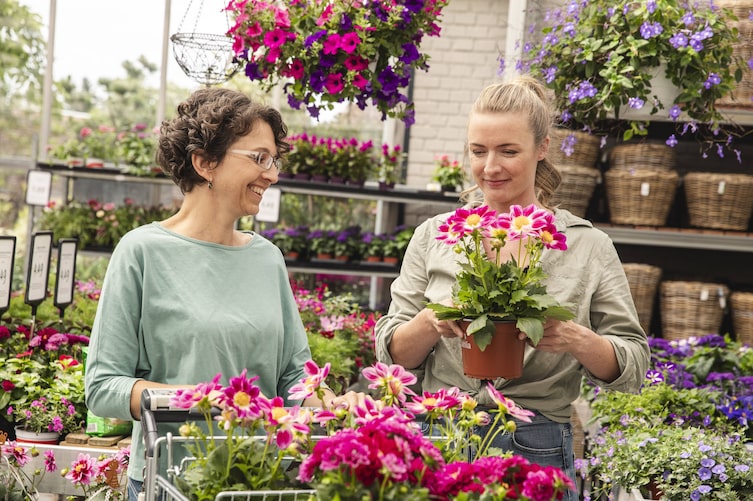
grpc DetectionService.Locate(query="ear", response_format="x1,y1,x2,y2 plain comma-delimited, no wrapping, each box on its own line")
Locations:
192,151,216,182
538,136,550,162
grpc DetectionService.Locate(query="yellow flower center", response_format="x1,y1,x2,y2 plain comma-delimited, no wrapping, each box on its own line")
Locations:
271,407,288,421
512,215,531,230
422,397,438,407
540,230,553,243
234,391,251,408
466,214,481,227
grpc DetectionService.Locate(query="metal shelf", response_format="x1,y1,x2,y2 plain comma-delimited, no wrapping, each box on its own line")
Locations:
286,259,400,278
597,224,753,253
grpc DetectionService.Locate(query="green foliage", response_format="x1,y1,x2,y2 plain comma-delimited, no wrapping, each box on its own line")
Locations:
431,155,466,190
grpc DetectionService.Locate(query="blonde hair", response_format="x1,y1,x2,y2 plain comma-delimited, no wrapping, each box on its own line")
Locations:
461,76,561,209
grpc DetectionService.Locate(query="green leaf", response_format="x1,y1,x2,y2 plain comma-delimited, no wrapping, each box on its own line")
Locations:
516,317,543,345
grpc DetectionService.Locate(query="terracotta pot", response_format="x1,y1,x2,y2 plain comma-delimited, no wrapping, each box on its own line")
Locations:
365,255,382,263
311,174,329,183
14,427,60,445
458,320,526,379
285,251,300,261
316,253,334,260
383,256,399,265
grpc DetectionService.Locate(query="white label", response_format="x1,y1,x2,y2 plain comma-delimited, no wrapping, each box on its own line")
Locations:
55,240,78,307
26,232,53,304
718,287,727,309
25,170,52,206
255,187,281,223
700,288,709,301
640,182,650,196
0,237,16,310
717,181,726,195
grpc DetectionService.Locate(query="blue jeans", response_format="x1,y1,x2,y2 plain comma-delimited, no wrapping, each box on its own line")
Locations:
421,411,576,501
127,477,142,501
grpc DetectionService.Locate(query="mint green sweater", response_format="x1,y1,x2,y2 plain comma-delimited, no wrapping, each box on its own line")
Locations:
84,223,311,482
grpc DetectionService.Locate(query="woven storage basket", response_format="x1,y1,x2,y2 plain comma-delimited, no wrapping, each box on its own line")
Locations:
623,263,662,335
551,165,601,218
730,292,753,346
684,172,753,230
608,142,676,171
604,168,679,226
660,281,729,340
715,1,753,108
548,128,602,167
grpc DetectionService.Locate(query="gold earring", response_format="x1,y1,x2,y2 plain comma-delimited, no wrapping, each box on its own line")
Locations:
208,180,213,189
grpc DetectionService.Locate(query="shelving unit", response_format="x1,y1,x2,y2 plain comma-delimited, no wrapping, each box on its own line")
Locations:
33,163,463,309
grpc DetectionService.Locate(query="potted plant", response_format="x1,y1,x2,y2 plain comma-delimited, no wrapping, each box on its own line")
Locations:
225,0,449,126
378,144,403,189
308,228,338,259
333,226,362,261
426,204,574,379
431,155,466,192
115,123,160,176
360,231,384,262
518,0,746,156
262,225,310,260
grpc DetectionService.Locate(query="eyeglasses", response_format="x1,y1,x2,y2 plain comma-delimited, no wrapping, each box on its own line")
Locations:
228,149,282,172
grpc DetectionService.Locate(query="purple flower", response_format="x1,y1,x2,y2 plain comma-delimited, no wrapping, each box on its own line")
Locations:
669,105,682,121
704,72,722,89
666,134,678,148
628,97,644,109
640,21,663,39
669,32,689,48
400,43,420,64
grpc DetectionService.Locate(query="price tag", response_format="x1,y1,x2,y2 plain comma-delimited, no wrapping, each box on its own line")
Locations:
718,287,727,309
717,181,726,195
55,239,78,308
699,288,709,301
25,170,52,206
640,182,650,196
255,187,281,223
25,232,53,306
0,236,16,313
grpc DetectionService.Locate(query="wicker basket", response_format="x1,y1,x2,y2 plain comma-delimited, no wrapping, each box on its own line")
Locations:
715,1,753,109
548,129,602,167
660,281,729,340
551,165,601,218
623,263,662,335
684,172,753,230
608,142,676,171
730,292,753,346
604,168,679,226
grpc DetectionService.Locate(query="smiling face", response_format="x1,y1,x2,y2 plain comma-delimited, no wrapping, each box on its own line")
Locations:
467,111,548,213
212,120,279,219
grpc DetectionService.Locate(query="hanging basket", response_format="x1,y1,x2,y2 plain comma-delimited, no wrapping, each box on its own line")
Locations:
604,168,679,226
608,142,676,171
548,129,603,167
714,1,753,109
683,172,753,231
171,33,241,86
730,292,753,346
623,263,663,335
551,165,601,218
660,281,729,340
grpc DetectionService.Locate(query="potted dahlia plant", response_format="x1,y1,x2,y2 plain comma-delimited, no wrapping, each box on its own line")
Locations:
431,154,466,192
224,0,449,125
426,204,574,379
518,0,746,158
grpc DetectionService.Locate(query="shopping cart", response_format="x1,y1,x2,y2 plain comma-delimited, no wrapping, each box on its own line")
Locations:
140,389,316,501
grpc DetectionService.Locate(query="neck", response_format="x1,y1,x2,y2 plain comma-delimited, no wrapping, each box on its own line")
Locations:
161,195,243,246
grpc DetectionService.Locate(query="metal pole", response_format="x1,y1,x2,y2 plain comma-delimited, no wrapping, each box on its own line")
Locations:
157,0,172,127
39,0,57,161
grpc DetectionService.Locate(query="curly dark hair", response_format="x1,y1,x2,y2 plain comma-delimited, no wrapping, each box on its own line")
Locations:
157,87,290,193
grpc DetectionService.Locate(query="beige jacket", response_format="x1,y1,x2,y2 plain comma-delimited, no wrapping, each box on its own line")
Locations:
374,208,650,422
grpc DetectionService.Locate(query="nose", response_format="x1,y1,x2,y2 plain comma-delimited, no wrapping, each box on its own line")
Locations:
262,167,279,184
483,151,502,171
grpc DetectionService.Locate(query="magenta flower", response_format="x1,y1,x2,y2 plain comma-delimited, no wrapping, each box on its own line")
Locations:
44,448,57,472
170,373,223,409
2,443,31,467
219,369,263,421
66,453,97,486
486,383,535,423
362,361,417,405
288,359,331,401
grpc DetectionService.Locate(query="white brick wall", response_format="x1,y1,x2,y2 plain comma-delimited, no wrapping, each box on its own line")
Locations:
402,0,510,224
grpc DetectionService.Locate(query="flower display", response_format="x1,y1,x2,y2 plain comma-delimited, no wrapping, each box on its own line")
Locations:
307,228,338,256
49,125,117,165
432,154,466,191
36,198,177,250
224,0,449,125
0,442,129,500
292,282,378,393
516,0,746,159
286,133,377,181
115,123,159,175
426,204,574,350
169,360,573,500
